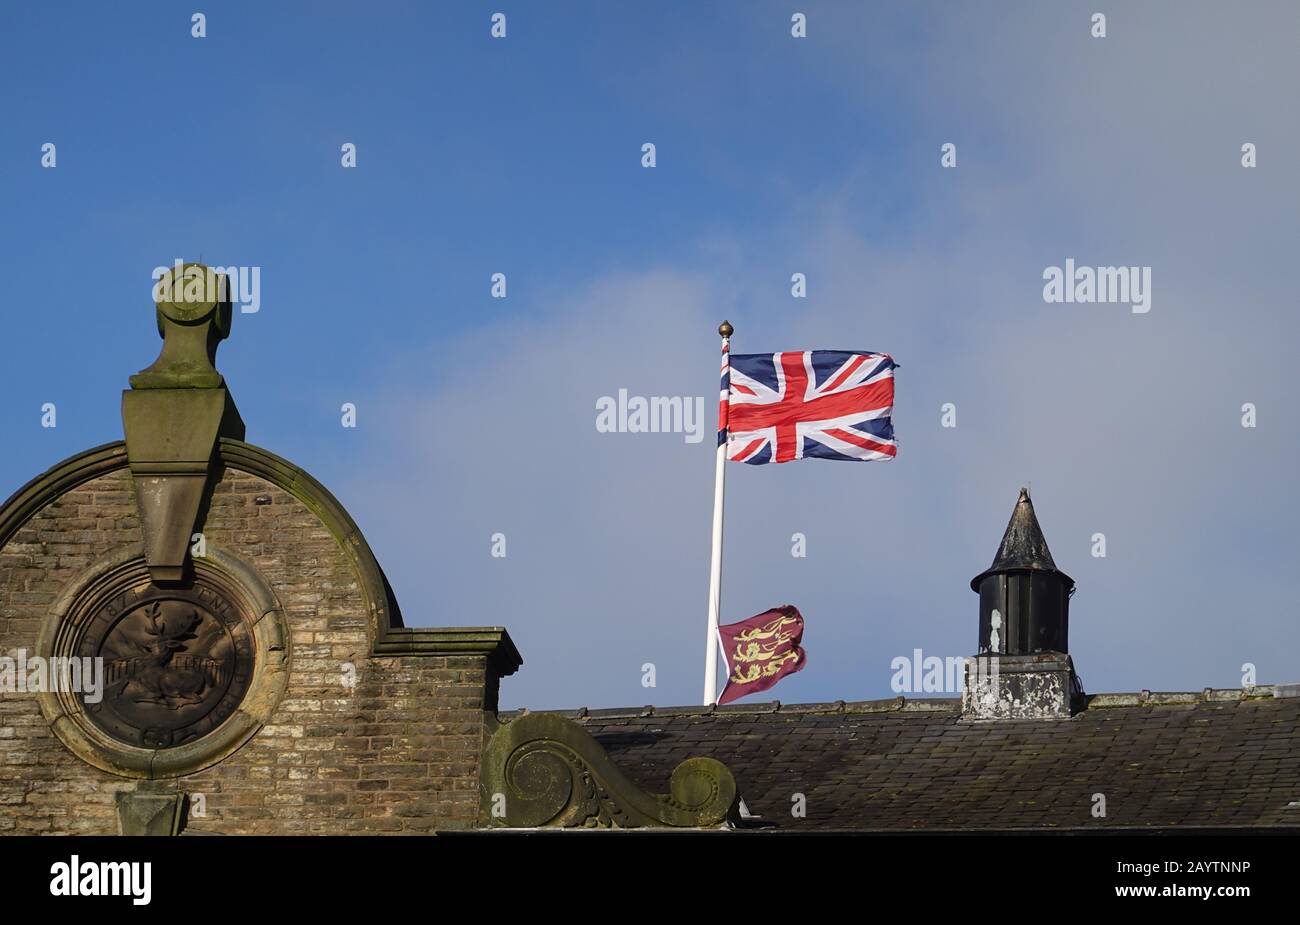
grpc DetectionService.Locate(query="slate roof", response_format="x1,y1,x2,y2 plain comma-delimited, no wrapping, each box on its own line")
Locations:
505,685,1300,831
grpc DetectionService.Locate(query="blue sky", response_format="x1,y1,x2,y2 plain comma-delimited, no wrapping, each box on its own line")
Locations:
2,2,1297,710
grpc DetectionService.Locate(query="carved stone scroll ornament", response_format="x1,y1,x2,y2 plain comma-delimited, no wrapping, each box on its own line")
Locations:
480,712,738,829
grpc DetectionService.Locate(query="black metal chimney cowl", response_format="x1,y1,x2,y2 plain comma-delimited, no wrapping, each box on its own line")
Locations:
970,487,1074,656
963,488,1080,721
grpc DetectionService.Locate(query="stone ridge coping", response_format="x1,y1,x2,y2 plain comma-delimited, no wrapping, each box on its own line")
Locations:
1086,685,1290,707
498,685,1294,722
497,699,956,722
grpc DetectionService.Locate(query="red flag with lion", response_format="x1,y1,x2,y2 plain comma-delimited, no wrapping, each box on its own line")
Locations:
717,605,806,705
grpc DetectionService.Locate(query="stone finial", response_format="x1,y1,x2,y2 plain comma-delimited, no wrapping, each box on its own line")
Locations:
122,263,244,582
131,262,233,389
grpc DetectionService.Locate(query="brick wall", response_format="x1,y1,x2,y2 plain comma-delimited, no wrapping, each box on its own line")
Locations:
0,466,490,834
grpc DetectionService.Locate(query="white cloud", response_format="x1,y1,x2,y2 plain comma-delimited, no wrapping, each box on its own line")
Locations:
338,2,1300,708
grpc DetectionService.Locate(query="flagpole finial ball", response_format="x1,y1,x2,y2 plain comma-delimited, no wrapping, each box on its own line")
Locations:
718,321,734,338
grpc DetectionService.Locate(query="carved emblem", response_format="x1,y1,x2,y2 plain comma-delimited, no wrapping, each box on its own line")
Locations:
77,585,254,749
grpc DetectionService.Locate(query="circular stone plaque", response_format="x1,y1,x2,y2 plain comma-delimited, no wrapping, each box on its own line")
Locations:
78,584,255,750
38,544,288,779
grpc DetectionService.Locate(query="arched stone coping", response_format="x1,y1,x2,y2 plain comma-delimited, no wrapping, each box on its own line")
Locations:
0,439,521,671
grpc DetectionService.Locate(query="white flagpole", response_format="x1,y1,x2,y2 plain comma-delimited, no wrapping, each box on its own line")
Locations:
703,320,733,705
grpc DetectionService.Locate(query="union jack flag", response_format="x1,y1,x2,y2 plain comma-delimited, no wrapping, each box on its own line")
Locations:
718,349,896,464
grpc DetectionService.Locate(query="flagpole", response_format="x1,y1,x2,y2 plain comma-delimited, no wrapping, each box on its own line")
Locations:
704,320,733,705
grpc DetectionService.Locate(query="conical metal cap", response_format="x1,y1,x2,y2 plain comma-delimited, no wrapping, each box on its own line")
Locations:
970,488,1073,591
